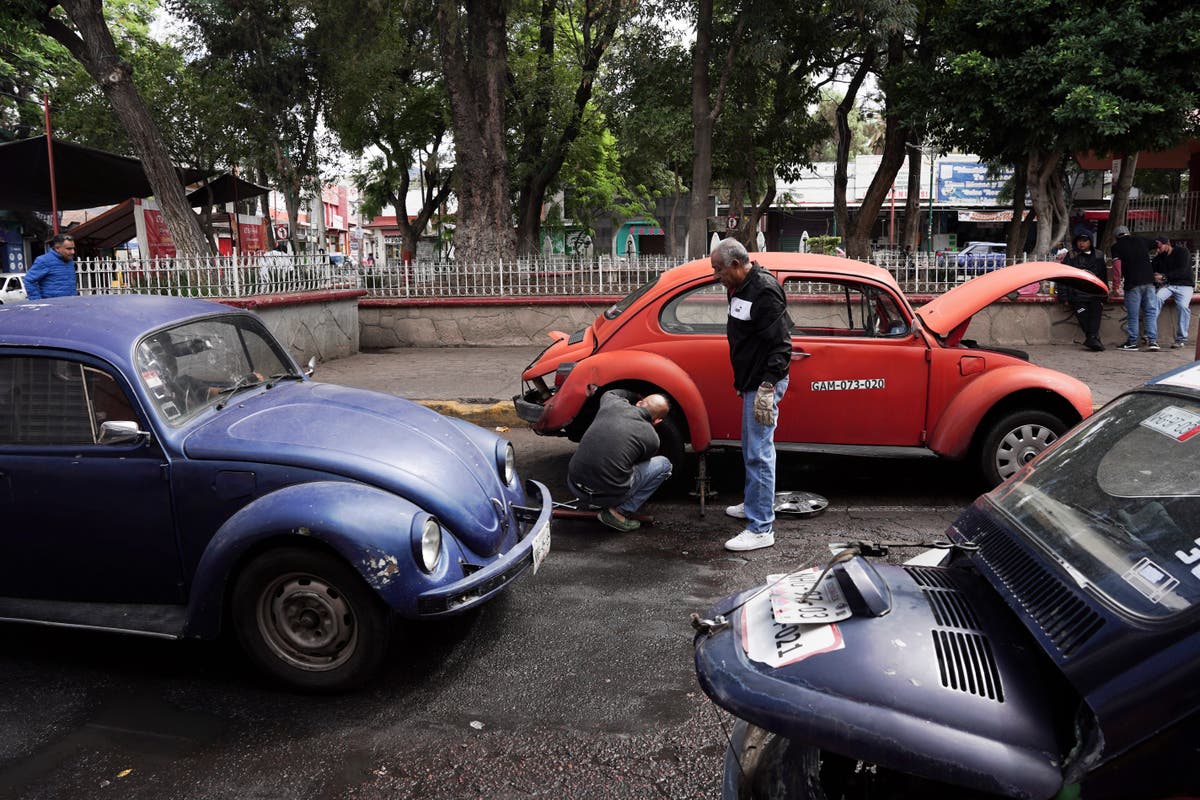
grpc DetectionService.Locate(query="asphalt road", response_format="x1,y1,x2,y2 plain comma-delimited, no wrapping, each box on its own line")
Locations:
0,426,982,800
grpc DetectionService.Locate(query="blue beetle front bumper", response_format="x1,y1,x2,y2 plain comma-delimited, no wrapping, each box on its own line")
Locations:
415,479,552,615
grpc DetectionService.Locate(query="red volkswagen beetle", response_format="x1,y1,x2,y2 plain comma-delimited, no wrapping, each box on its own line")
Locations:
514,253,1108,486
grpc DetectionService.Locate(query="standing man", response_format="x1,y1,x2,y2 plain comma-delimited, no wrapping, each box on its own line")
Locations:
1152,236,1193,348
711,237,791,552
25,233,77,300
567,388,672,532
1110,225,1159,351
1061,229,1108,352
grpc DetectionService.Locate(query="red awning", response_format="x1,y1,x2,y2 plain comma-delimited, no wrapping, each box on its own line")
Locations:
629,225,664,236
1081,209,1160,221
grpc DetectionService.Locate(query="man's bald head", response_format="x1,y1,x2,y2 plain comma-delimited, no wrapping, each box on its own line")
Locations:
637,393,671,423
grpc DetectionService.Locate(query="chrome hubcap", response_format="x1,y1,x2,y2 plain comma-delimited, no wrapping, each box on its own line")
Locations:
995,423,1057,480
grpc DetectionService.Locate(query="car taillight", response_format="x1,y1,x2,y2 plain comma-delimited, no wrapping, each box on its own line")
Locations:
555,362,576,388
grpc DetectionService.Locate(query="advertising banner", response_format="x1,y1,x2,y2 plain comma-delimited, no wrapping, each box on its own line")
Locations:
936,160,1012,205
238,218,266,252
140,202,177,258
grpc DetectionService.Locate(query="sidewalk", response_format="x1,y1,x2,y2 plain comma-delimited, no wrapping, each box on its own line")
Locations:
314,341,1196,427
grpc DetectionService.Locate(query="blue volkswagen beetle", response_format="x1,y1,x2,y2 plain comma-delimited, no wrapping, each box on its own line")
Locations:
0,295,551,691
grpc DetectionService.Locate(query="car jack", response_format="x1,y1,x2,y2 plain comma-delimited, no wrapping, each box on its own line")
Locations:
690,453,828,519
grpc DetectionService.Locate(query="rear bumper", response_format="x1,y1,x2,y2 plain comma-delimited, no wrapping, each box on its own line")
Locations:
513,392,546,424
415,479,552,615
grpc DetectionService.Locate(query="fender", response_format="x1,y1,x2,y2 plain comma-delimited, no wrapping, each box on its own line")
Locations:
537,349,713,450
182,481,453,637
927,364,1092,459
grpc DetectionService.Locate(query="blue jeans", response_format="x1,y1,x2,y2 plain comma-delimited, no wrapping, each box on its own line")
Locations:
740,378,789,534
1157,284,1194,343
615,456,673,515
1124,284,1159,343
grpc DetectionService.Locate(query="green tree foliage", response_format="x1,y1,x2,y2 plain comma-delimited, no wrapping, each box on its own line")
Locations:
312,0,451,260
914,0,1200,255
170,0,324,252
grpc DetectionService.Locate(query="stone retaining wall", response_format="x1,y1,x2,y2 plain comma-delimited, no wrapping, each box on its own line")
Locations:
360,296,1198,348
223,290,364,364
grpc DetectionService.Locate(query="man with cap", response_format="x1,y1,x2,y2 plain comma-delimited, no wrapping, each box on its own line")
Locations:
1061,228,1108,351
1110,225,1159,350
1152,236,1193,348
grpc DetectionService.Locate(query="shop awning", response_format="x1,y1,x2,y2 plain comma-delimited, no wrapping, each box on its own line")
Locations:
1081,209,1161,221
68,199,137,250
628,225,664,236
185,174,269,207
0,135,208,211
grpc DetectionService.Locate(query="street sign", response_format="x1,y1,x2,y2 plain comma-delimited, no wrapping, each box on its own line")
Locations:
275,224,289,240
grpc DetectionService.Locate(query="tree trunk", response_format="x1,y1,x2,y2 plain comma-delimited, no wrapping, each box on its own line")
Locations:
832,50,875,248
687,0,744,259
902,147,922,251
1101,152,1139,254
1005,163,1028,260
46,0,209,258
746,176,775,252
844,111,908,259
1025,150,1059,258
438,0,515,264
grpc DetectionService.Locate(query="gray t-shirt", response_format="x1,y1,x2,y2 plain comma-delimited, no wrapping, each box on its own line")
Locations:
567,391,659,501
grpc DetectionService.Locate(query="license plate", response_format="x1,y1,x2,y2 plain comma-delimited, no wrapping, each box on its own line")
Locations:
530,522,551,573
766,569,852,624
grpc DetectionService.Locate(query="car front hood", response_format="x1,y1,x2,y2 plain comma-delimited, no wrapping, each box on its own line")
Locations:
917,261,1108,337
183,382,510,555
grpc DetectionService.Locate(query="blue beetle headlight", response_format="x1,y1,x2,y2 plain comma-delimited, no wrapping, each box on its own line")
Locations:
411,514,442,573
495,440,516,485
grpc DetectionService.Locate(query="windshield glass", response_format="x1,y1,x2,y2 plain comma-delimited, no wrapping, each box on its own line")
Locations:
989,392,1200,619
603,275,661,320
135,316,297,425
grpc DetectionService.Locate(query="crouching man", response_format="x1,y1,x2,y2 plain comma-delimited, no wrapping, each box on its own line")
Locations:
567,388,672,531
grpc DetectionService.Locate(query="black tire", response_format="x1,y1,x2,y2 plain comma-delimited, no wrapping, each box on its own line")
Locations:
655,413,690,493
729,730,1003,800
232,547,391,692
977,409,1066,487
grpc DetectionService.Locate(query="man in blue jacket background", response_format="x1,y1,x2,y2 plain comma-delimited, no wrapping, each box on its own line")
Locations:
25,234,78,300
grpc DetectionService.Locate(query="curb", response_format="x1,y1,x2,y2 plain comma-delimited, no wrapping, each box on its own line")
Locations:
415,399,526,429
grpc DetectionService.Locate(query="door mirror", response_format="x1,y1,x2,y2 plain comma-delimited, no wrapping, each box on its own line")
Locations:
98,420,149,445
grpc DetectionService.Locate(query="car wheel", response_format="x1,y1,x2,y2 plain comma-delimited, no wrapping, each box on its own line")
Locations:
656,412,689,493
727,728,1001,799
232,547,390,692
978,409,1065,487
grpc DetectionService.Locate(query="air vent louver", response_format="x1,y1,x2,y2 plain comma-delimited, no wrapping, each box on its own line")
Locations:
933,630,1004,701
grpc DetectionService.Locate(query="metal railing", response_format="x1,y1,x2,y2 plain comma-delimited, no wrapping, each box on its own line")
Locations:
72,250,1199,302
1127,191,1200,233
76,254,358,298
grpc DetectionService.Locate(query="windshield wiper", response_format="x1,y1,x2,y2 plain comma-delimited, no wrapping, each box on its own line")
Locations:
266,372,303,387
215,373,264,409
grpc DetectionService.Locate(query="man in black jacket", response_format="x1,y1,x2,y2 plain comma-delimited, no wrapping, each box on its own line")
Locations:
711,237,791,552
1153,236,1194,348
1061,229,1109,351
568,389,672,531
1110,225,1160,350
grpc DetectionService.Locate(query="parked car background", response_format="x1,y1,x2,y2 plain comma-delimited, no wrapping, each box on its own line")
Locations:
0,295,551,691
516,253,1108,487
955,241,1008,276
0,273,26,304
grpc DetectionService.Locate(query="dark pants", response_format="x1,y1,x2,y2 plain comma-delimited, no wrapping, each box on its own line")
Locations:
1072,297,1104,341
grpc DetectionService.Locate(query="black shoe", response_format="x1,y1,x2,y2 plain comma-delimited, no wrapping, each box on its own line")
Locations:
1085,338,1104,352
1118,341,1139,351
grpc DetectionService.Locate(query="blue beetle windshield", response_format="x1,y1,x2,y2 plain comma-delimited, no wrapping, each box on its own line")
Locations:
989,392,1200,619
136,316,297,425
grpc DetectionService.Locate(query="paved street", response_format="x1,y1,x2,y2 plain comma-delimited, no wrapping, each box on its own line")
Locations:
0,342,1193,800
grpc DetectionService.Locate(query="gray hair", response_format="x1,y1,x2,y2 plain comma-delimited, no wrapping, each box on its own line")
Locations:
49,233,75,247
711,237,748,269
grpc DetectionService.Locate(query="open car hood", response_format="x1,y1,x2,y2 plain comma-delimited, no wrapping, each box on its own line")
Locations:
916,262,1108,338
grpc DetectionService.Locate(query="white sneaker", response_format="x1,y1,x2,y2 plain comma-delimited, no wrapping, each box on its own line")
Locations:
725,503,747,519
724,529,775,552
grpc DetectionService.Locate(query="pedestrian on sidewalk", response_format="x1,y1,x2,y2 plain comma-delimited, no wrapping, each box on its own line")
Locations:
567,387,672,532
1110,225,1160,350
25,233,78,300
711,237,791,553
1061,229,1108,351
1152,236,1193,348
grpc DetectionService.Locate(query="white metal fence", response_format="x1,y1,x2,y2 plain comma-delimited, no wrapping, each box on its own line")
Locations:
76,253,358,298
74,250,1199,302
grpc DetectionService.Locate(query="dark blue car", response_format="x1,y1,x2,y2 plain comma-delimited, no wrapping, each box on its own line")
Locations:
0,295,551,691
694,361,1200,798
